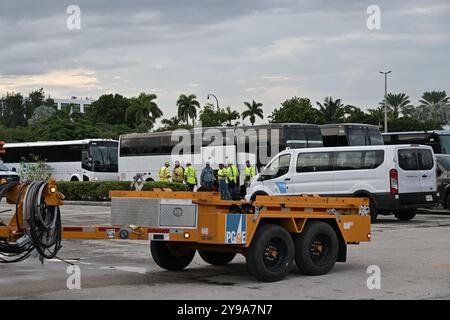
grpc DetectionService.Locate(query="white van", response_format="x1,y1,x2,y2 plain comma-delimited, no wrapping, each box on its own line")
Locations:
246,145,438,222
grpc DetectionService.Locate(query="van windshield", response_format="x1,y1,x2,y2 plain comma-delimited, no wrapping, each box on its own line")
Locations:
260,154,291,181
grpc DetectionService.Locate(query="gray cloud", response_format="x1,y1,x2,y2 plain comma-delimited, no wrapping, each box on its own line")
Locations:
0,0,449,125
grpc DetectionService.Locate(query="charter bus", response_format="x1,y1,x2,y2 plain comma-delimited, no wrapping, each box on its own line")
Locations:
383,131,450,155
118,123,323,183
320,123,384,147
1,139,118,181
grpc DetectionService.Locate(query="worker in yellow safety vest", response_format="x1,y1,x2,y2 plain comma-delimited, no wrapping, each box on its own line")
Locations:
172,161,184,183
218,163,231,200
226,160,239,194
244,160,256,188
159,161,171,182
184,162,197,191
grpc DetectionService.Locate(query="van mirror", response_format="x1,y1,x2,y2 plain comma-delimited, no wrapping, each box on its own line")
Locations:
436,168,443,176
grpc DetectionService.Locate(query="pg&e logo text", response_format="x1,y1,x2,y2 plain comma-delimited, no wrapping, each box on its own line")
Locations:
225,214,247,244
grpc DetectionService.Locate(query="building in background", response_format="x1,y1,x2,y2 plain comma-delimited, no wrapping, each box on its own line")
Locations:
53,96,95,113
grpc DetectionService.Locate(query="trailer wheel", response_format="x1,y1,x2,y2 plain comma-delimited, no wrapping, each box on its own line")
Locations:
294,221,338,276
198,250,236,266
394,210,416,221
150,241,195,271
246,224,294,282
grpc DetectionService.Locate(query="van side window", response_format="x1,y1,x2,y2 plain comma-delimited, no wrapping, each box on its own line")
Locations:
418,149,433,170
398,149,419,170
261,154,291,180
334,150,384,170
296,152,332,173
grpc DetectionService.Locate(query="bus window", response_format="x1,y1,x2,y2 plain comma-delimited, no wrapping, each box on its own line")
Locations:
368,128,384,145
285,128,307,149
439,135,450,154
347,127,367,146
305,127,324,147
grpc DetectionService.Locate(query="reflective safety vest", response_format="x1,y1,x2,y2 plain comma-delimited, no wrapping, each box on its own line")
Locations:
217,168,228,182
245,165,256,181
172,166,184,183
184,166,197,184
227,165,239,182
159,166,170,181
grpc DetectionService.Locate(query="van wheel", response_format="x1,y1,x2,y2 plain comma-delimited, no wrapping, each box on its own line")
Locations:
446,194,450,210
294,221,338,276
246,224,294,282
150,241,195,271
198,251,236,266
250,191,268,202
394,210,416,221
369,199,379,223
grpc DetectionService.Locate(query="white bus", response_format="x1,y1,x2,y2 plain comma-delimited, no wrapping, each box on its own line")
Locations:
2,139,119,181
118,123,324,184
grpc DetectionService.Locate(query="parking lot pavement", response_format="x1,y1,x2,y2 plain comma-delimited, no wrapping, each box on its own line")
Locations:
1,204,449,300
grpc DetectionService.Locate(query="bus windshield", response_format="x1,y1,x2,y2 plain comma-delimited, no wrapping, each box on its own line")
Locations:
0,162,10,171
88,143,118,172
439,135,450,154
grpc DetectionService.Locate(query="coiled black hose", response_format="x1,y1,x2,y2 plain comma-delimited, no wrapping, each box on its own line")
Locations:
0,180,62,263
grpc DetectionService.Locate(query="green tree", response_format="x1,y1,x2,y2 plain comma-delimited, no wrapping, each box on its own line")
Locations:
199,104,226,127
367,107,385,127
345,105,371,123
28,105,57,125
159,116,186,131
24,88,55,121
224,106,240,126
125,93,162,129
177,94,200,126
416,91,450,125
269,97,323,124
242,100,264,126
316,97,349,123
86,94,130,125
379,93,413,119
1,92,26,127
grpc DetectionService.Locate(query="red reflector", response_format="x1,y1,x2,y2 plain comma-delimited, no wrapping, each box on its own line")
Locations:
390,169,398,194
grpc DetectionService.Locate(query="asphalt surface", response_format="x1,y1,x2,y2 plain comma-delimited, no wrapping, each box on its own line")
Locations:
1,203,449,300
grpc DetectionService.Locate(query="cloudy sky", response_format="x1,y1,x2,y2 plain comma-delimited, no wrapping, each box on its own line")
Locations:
1,0,449,126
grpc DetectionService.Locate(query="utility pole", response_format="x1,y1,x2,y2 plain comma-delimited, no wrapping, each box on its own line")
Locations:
379,71,391,133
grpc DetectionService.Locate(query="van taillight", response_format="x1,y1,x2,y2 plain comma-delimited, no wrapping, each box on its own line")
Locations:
390,169,398,194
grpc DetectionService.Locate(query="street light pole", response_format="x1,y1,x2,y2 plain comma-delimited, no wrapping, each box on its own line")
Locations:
207,94,219,112
379,70,391,133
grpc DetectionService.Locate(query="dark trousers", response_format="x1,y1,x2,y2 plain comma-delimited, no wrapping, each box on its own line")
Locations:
203,181,213,191
187,183,195,191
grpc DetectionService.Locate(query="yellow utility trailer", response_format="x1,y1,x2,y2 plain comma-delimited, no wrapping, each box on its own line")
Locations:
0,183,371,282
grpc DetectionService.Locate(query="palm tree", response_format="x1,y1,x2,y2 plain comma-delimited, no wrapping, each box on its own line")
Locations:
379,93,412,119
177,94,200,126
125,93,162,128
316,97,348,122
242,100,263,126
367,107,385,127
417,91,450,124
224,106,240,126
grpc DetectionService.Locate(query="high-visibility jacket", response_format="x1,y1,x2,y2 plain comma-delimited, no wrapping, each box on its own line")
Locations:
184,166,197,185
159,166,170,181
172,166,184,183
227,165,239,183
245,165,256,181
217,168,228,182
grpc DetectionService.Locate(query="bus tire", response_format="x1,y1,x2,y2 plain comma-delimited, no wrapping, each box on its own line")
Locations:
150,241,195,271
198,250,236,266
246,224,294,282
294,221,338,276
445,194,450,210
394,210,416,221
70,176,79,182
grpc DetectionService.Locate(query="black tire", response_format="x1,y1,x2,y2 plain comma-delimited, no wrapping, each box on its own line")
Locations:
70,176,79,182
246,224,294,282
250,191,268,202
198,250,236,266
394,210,416,221
294,221,339,276
369,198,379,224
150,241,195,271
446,194,450,210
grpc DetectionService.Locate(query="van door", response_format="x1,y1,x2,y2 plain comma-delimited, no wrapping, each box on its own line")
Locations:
292,152,333,194
260,153,293,195
417,148,436,193
397,148,421,193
